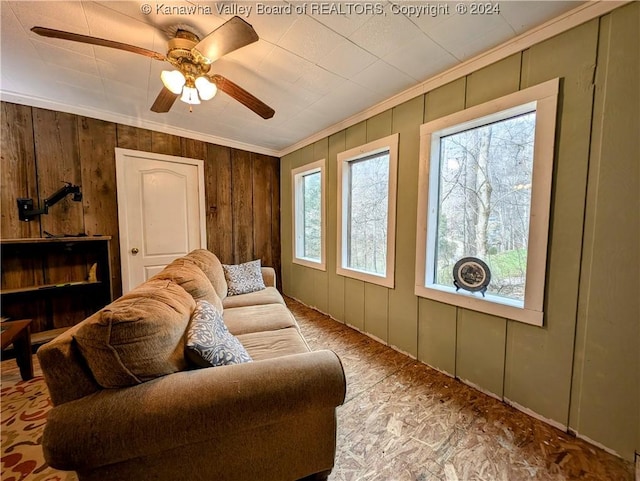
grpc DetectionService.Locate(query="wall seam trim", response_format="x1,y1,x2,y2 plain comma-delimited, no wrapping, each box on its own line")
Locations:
566,12,607,434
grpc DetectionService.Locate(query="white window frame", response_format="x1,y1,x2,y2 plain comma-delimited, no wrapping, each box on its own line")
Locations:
337,133,399,288
415,79,559,326
292,159,326,270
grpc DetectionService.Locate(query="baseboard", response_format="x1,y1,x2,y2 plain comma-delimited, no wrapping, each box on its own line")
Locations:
572,431,625,459
459,378,502,401
418,361,455,379
505,398,568,432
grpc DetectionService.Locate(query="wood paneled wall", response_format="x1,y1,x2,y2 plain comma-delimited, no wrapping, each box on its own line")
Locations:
1,102,281,299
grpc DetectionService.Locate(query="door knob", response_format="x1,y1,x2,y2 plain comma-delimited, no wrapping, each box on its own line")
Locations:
131,247,139,255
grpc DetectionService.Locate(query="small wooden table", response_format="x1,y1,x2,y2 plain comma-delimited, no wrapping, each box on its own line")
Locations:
1,319,34,381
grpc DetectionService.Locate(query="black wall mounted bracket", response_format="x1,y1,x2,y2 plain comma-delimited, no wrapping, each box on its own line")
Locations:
17,182,82,222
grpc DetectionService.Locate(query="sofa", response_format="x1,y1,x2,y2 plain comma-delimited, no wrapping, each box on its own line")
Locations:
37,249,346,481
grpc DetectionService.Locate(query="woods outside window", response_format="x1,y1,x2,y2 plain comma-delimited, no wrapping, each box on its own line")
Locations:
415,79,559,326
337,134,399,288
292,159,326,270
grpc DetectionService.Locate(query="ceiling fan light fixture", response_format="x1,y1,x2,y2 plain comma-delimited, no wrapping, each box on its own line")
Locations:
161,70,186,94
195,76,217,100
180,86,201,105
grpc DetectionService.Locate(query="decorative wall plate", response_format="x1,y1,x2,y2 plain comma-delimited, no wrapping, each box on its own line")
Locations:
453,257,491,297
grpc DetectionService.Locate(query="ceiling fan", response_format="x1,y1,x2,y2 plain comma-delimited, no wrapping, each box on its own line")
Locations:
31,16,275,119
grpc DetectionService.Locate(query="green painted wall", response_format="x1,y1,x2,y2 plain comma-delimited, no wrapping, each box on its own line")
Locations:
280,3,639,461
569,4,639,459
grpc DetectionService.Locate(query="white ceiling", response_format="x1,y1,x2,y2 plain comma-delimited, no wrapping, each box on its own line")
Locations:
0,1,584,155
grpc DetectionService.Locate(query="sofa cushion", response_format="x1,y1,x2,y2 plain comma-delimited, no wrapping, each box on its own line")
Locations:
223,260,266,296
236,328,310,361
223,304,298,336
185,300,252,368
222,286,285,309
74,279,195,388
184,249,228,300
37,321,102,406
152,258,223,312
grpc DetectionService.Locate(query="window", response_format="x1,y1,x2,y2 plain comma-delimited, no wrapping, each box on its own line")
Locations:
292,159,325,270
415,79,559,326
337,134,399,288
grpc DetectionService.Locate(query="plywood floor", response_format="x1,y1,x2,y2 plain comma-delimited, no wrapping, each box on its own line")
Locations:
287,298,635,481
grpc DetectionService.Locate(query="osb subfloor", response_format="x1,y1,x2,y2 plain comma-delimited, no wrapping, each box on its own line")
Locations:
287,298,635,481
1,300,635,481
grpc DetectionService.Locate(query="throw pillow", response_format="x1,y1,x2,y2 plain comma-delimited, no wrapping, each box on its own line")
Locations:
185,300,252,368
222,260,266,296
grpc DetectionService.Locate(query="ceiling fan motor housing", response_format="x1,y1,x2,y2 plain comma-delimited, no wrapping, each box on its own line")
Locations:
166,31,210,84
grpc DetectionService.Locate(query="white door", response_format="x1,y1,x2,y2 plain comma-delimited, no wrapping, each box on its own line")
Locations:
115,148,206,293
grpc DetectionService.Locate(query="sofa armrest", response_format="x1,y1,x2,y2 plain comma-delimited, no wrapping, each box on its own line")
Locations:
261,266,276,287
42,350,346,471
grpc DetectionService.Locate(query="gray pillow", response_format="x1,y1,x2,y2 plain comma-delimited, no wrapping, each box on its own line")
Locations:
185,300,252,368
222,260,266,296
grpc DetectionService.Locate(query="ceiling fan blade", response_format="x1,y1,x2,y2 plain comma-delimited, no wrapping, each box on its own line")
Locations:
150,87,179,113
31,27,166,61
192,16,258,64
210,74,275,119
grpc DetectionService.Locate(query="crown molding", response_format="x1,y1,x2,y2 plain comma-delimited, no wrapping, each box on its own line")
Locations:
277,0,629,158
0,90,281,157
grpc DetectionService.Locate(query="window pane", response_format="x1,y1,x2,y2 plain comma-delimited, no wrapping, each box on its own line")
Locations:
302,172,321,260
347,153,389,275
434,111,536,301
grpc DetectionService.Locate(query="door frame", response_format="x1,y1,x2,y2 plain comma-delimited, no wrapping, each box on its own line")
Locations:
115,147,207,292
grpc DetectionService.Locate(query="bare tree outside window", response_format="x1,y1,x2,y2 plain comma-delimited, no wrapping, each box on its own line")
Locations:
346,153,390,275
435,112,536,301
302,171,321,260
338,133,398,288
293,160,325,269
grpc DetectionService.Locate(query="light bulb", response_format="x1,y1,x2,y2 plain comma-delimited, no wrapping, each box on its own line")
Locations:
195,76,217,100
180,86,201,105
160,70,186,94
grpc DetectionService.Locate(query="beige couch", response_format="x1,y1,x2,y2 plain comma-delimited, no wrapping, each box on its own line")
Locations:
37,249,346,481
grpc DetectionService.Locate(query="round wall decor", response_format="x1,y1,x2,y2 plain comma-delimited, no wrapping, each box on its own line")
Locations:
453,257,491,297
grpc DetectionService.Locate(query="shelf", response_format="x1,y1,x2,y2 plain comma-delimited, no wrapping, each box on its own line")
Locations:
32,327,69,346
1,281,103,296
1,236,112,245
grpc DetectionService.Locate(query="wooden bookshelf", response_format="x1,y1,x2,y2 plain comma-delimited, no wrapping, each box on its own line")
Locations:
0,236,113,340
